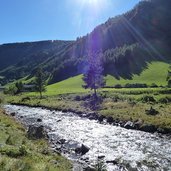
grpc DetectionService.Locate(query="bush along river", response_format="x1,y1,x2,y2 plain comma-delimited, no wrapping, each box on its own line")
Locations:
4,105,171,171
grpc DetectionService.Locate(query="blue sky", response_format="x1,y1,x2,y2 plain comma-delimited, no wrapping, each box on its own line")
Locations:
0,0,140,44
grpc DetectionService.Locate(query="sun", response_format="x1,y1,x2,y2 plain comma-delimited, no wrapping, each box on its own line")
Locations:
87,0,98,5
75,0,103,7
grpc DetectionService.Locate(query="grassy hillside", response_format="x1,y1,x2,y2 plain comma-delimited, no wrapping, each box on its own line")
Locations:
42,61,169,96
0,108,71,171
106,61,170,86
45,75,88,96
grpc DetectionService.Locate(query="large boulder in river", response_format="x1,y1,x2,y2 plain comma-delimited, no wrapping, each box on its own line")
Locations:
75,144,90,155
27,125,47,139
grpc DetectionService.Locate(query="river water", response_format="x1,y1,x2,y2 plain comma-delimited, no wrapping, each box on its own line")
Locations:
4,105,171,171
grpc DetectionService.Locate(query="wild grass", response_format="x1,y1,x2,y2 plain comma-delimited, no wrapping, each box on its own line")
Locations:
0,108,72,171
5,87,171,129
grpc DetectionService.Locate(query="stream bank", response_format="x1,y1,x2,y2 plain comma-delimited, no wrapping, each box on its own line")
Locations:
4,104,171,171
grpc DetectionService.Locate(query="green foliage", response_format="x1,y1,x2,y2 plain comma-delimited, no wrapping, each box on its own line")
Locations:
3,85,17,95
83,51,106,96
141,95,156,103
94,159,107,171
34,67,46,98
15,81,23,94
158,96,171,104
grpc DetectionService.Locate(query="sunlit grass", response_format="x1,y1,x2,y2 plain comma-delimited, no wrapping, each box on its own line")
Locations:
0,108,72,171
106,61,170,86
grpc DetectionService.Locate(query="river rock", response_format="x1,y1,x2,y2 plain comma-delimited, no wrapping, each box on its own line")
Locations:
10,112,15,116
124,121,134,129
134,120,143,129
106,116,114,124
83,166,96,171
140,124,157,133
98,115,105,123
157,127,171,134
106,160,118,165
75,144,90,155
37,118,42,122
57,139,66,144
27,125,47,139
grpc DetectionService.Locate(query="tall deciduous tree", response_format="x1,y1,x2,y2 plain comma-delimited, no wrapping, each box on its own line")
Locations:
35,67,46,98
83,51,105,97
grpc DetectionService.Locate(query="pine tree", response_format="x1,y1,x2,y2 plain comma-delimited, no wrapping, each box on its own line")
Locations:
35,67,46,98
83,51,105,97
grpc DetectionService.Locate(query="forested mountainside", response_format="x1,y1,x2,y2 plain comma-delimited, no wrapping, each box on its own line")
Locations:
0,0,171,85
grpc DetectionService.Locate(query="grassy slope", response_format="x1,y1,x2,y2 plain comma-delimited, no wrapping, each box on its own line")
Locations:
106,61,170,86
0,108,71,171
44,75,88,96
40,61,169,96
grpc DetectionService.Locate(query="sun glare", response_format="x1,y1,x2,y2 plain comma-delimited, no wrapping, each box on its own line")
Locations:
75,0,109,8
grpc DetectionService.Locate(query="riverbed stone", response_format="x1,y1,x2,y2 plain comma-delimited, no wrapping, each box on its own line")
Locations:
140,124,157,133
98,115,105,123
37,118,42,122
83,166,96,171
106,116,114,124
106,160,118,165
10,112,15,116
124,121,134,129
75,144,90,155
27,125,47,139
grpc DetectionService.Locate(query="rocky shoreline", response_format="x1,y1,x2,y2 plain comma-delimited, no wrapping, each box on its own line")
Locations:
10,102,171,136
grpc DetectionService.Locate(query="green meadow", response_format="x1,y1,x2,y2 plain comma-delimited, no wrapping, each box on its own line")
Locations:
3,61,171,129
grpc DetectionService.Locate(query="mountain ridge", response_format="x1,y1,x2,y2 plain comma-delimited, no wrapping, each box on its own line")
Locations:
0,0,171,85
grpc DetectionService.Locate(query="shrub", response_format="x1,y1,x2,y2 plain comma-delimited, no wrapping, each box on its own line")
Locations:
94,159,107,171
124,83,148,88
145,106,159,116
0,95,4,104
159,97,171,104
21,97,31,102
3,86,17,95
150,83,158,88
114,84,122,88
0,146,27,158
141,95,156,103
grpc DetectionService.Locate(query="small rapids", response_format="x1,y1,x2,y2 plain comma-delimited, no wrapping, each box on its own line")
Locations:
4,105,171,171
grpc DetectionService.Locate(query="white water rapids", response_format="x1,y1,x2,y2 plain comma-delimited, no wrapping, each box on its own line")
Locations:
4,105,171,171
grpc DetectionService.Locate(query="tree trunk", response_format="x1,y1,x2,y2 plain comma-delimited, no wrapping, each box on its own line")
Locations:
94,88,97,98
40,91,42,99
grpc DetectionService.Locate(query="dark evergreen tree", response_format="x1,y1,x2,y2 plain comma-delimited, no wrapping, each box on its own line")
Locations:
35,67,46,98
83,51,105,97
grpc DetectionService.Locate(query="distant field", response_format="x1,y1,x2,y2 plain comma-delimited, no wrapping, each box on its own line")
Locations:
40,61,170,96
5,61,170,96
45,75,88,95
106,61,170,86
